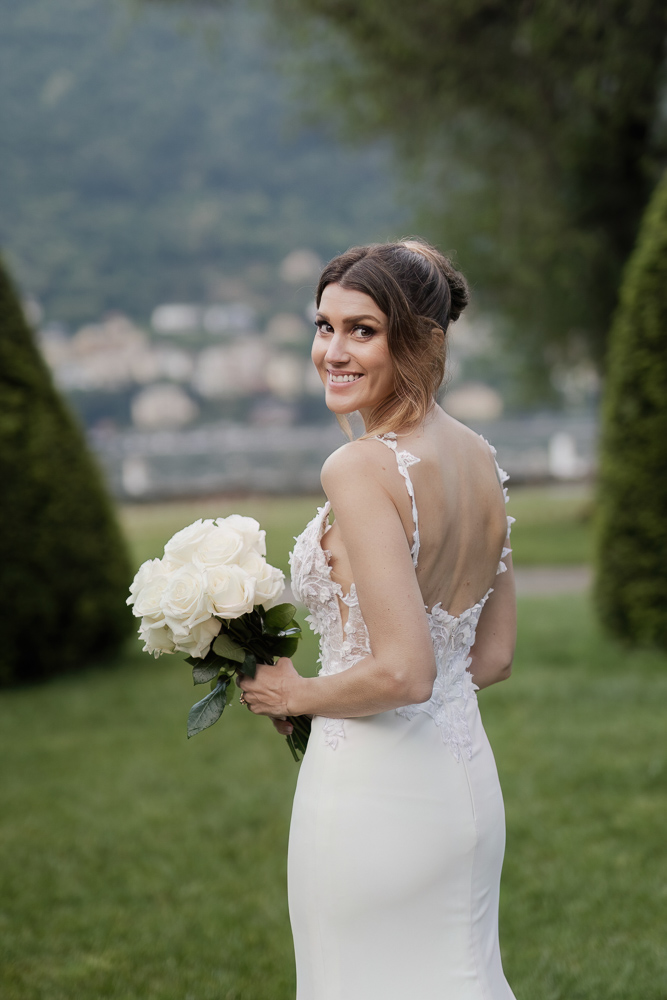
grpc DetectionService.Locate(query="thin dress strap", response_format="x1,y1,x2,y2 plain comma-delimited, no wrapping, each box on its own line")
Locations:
374,433,421,567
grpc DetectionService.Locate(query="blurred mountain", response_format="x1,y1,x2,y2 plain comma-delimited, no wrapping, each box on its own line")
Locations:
0,0,406,326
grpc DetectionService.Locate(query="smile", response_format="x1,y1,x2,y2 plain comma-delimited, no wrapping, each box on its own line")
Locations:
328,371,364,384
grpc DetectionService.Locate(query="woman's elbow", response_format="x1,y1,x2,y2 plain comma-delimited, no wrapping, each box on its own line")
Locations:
410,680,435,704
472,650,513,689
383,657,435,706
496,656,513,682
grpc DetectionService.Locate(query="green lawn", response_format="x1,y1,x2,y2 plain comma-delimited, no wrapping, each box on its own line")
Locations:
505,483,593,566
2,490,665,1000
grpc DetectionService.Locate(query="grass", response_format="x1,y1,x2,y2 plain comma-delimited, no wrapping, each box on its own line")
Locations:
505,483,593,566
3,489,665,1000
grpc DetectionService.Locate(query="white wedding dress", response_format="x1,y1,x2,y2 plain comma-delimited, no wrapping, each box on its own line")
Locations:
288,434,517,1000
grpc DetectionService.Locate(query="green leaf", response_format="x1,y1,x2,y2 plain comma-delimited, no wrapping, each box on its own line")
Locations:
187,679,229,738
264,603,297,633
212,633,246,663
186,648,221,668
239,650,257,678
192,662,220,685
271,635,299,658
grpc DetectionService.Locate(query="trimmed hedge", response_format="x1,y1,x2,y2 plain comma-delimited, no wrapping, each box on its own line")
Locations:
0,257,133,685
595,171,667,648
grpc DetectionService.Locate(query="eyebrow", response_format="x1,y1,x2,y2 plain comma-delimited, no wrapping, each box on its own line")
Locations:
316,312,382,325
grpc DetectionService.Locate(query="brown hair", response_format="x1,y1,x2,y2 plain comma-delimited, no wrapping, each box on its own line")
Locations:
316,238,469,437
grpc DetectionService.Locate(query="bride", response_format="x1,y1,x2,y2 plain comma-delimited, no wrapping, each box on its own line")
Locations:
239,239,518,1000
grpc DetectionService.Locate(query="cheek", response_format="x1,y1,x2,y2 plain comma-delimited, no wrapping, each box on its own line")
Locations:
311,338,325,370
370,347,394,389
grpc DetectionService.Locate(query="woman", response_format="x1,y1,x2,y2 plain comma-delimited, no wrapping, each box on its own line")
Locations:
239,239,518,1000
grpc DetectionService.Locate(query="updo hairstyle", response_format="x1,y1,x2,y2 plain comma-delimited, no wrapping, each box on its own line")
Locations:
316,238,469,436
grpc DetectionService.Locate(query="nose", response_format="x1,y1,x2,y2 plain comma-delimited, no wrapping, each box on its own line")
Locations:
324,331,351,366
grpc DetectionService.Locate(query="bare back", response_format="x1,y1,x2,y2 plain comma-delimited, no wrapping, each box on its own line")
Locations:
323,406,508,619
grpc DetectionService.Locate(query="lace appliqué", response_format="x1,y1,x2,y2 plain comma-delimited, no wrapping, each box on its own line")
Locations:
289,504,370,749
373,433,421,566
396,600,487,761
479,437,515,575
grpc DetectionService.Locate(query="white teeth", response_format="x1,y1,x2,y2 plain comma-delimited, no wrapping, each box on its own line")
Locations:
330,373,362,383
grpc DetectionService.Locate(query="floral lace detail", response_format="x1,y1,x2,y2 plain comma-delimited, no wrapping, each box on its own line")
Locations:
288,435,514,758
373,433,421,566
396,600,487,761
289,504,370,748
480,436,515,575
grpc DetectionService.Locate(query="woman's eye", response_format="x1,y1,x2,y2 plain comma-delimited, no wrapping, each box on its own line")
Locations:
314,320,375,338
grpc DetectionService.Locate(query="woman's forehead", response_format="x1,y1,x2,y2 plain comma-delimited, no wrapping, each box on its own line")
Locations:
318,283,386,321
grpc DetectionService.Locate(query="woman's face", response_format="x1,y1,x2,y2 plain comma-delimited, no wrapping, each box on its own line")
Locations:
312,283,394,422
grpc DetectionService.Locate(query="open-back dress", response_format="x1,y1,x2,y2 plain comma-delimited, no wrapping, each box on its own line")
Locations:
287,433,517,1000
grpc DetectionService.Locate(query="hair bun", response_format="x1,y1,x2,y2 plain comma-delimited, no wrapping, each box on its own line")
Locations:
400,239,469,325
442,259,469,324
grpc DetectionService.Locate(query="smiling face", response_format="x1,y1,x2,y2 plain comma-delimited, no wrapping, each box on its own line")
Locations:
312,284,395,424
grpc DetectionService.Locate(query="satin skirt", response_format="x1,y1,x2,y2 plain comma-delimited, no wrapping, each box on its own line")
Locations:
287,700,516,1000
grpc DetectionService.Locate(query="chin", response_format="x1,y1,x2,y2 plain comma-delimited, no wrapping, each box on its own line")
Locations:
324,387,369,415
325,397,357,415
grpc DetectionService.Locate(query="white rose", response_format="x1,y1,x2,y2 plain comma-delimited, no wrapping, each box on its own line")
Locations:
164,519,216,567
241,551,285,607
134,559,172,625
128,557,167,609
173,616,222,659
139,618,176,657
161,563,212,634
262,567,286,609
191,522,244,570
218,515,266,557
207,564,256,619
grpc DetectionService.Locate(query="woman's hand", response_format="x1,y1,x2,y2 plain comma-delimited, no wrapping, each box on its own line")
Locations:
271,717,294,736
237,656,302,718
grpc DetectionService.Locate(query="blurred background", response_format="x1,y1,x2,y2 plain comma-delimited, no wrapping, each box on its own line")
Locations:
1,0,666,998
2,0,603,501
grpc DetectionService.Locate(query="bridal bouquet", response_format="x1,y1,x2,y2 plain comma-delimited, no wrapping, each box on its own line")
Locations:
127,515,311,760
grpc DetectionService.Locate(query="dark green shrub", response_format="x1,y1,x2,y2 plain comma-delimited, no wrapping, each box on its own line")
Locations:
0,257,133,684
595,172,667,648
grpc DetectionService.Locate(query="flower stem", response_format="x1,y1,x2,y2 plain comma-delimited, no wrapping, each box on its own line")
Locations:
285,734,300,762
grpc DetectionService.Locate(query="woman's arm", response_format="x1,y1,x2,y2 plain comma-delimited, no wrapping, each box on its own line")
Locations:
240,441,437,719
467,548,516,690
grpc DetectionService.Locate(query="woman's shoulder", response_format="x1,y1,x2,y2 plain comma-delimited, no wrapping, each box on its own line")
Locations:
321,437,398,495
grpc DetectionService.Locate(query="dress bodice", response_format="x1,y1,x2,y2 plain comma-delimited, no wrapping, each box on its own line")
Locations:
288,433,514,760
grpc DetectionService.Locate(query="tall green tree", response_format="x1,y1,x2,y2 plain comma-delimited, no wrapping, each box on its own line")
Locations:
594,171,667,648
251,0,667,377
0,257,134,685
